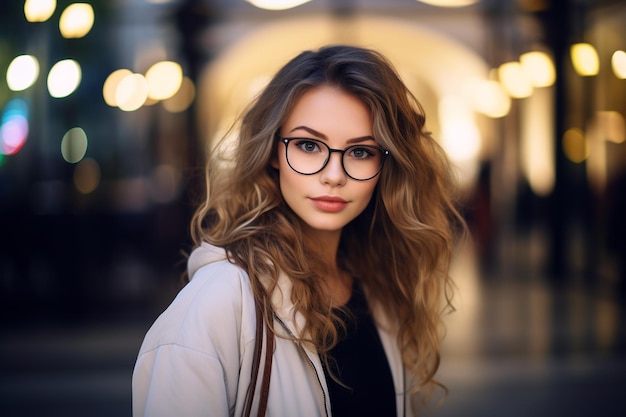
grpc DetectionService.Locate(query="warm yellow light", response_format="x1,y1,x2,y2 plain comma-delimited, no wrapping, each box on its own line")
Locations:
59,3,95,39
116,73,149,111
520,51,555,87
439,95,481,162
246,0,311,10
562,128,588,163
47,59,82,98
520,88,555,196
570,43,599,76
145,61,183,100
103,69,132,107
498,61,533,98
162,76,196,113
415,0,479,6
6,55,40,91
469,79,511,118
24,0,56,22
611,50,626,79
144,97,159,107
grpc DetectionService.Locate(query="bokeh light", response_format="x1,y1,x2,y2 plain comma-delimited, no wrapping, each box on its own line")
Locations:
116,73,149,111
73,157,100,194
61,127,88,163
47,59,82,98
103,69,133,107
563,127,588,163
611,50,626,79
143,97,160,107
439,95,481,162
162,76,195,113
1,99,30,156
246,0,312,10
24,0,56,22
415,0,479,6
468,78,511,118
6,55,40,92
59,3,95,39
520,88,555,196
571,43,600,76
145,61,183,101
520,51,556,87
498,61,534,98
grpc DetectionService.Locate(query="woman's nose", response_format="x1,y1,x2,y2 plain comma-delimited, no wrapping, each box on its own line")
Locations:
320,152,347,186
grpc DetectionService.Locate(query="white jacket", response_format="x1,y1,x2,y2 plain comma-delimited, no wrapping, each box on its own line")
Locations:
132,243,415,417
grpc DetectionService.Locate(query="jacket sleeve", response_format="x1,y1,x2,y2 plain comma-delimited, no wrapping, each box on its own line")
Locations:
132,261,257,417
133,344,230,416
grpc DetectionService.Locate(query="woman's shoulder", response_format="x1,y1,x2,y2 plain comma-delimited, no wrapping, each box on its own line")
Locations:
186,256,252,305
184,242,253,308
138,247,256,356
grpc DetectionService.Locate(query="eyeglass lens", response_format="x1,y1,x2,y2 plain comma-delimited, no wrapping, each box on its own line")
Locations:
284,138,384,180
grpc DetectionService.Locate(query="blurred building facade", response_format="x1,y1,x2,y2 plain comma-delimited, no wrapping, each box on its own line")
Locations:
1,0,625,322
1,1,626,416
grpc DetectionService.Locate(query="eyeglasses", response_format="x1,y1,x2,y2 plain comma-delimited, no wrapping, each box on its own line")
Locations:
280,137,389,181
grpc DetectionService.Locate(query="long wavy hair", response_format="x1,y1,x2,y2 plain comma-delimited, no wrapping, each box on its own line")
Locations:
190,45,465,395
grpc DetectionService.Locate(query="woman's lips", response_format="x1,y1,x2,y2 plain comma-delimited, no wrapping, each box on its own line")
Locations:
310,196,348,212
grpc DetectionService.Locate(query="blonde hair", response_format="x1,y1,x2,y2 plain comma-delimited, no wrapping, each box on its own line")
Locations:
190,45,465,395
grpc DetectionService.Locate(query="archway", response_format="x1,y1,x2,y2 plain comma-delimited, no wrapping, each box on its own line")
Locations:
197,14,495,187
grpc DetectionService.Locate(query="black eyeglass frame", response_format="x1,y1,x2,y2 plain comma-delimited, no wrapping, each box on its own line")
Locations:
279,137,390,181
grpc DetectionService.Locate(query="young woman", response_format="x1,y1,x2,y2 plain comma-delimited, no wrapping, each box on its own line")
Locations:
133,45,465,417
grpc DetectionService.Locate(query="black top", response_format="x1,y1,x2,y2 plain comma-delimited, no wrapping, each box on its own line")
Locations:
322,283,397,417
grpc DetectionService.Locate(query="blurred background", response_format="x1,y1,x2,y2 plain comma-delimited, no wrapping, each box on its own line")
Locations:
1,0,625,416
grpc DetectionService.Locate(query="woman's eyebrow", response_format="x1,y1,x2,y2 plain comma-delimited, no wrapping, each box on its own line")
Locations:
346,135,376,144
289,126,376,144
289,125,326,139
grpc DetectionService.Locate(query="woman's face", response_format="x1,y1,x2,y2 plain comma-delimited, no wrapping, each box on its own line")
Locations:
273,85,380,238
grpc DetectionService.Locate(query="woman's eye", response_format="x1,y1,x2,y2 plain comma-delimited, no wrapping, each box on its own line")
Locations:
350,147,375,159
295,140,321,153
